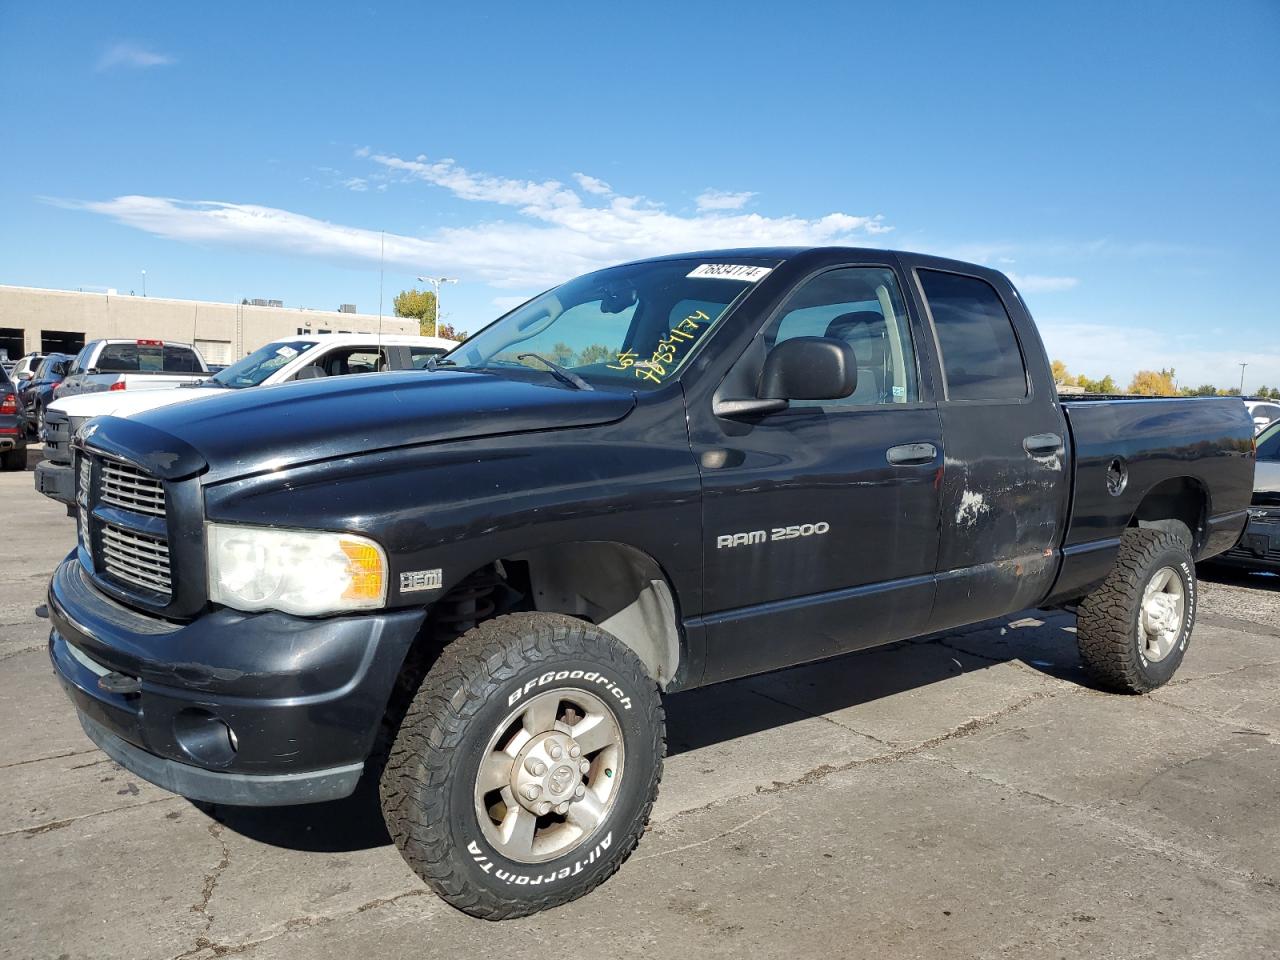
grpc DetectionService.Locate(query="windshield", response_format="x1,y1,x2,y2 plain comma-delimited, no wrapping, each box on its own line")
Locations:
444,258,773,390
210,339,315,388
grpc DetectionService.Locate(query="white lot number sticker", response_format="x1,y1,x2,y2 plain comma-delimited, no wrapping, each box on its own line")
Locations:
687,263,773,282
276,346,298,358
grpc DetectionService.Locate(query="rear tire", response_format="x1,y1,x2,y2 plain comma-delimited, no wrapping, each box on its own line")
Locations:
380,612,664,919
1076,528,1196,693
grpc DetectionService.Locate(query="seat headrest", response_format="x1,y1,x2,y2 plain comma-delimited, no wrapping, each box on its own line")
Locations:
824,310,884,341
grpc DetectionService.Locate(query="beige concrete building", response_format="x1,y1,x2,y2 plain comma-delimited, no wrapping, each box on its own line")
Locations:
0,285,417,366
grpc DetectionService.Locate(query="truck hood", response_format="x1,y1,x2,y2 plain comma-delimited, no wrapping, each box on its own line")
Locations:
52,385,212,420
89,370,636,482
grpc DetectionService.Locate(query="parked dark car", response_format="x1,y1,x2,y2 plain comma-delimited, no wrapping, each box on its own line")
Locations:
48,247,1255,919
1212,419,1280,571
18,352,72,437
0,366,28,470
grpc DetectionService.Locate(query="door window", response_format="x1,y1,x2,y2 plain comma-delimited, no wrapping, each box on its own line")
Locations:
409,346,448,368
769,267,918,406
918,270,1028,401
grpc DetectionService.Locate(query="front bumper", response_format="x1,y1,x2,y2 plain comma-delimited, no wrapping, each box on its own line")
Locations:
35,459,72,503
1214,510,1280,572
48,553,426,805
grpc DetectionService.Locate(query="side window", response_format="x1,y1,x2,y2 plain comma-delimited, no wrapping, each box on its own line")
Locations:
319,347,386,377
68,346,90,375
1257,425,1280,461
769,267,919,407
409,346,447,369
918,270,1028,401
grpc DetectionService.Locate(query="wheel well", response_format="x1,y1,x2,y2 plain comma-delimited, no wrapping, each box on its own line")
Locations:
1129,476,1207,552
402,542,683,692
504,542,682,689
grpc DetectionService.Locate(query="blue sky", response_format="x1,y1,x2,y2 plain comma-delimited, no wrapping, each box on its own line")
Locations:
2,0,1277,388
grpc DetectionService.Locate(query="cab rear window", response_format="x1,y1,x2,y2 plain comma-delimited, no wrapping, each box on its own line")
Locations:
97,343,201,373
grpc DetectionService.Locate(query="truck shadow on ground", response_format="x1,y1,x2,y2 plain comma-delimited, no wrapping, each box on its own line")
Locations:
1198,562,1280,592
201,611,1086,854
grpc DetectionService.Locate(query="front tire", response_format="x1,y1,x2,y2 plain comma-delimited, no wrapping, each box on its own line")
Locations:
380,612,664,919
1076,528,1196,693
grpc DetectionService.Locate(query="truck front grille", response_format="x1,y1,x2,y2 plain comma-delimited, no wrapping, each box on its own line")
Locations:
79,451,174,603
100,459,166,516
100,523,172,594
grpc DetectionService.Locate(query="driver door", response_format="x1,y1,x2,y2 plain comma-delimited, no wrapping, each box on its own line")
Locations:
689,264,943,684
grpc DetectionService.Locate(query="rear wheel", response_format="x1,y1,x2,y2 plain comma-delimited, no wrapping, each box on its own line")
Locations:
1076,528,1196,692
380,612,664,919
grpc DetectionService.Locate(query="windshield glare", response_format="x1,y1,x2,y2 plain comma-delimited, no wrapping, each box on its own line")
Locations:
445,259,772,390
211,339,314,388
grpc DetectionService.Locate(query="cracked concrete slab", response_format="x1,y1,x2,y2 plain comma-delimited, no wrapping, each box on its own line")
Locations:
1,454,1278,959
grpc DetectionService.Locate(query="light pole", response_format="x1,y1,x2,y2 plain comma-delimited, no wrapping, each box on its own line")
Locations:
417,276,457,337
141,269,147,297
1239,362,1248,395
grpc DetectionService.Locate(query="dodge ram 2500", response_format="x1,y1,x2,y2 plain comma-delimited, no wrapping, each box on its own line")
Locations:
46,247,1255,919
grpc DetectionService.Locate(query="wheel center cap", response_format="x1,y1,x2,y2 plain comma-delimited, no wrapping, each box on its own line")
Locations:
510,731,590,816
1144,594,1177,634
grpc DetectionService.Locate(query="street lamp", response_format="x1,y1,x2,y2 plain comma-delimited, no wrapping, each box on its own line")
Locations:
141,269,147,297
416,276,457,337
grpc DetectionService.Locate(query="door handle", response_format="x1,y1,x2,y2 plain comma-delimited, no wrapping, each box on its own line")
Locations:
886,442,939,465
1023,433,1064,456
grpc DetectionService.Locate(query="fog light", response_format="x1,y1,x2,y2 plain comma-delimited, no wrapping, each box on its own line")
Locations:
173,709,238,768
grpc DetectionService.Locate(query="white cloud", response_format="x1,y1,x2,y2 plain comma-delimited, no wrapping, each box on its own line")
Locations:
59,155,892,289
1006,272,1079,293
695,189,756,212
342,177,369,192
492,295,532,312
1038,318,1280,390
573,173,613,196
97,42,175,71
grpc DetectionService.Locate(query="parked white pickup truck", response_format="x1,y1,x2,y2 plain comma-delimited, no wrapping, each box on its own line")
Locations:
54,339,209,399
36,333,457,506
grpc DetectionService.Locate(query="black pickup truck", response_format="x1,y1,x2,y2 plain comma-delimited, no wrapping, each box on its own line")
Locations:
47,247,1255,919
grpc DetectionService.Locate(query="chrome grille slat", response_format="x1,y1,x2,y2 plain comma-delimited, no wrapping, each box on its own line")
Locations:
80,452,174,601
101,525,172,593
99,459,167,517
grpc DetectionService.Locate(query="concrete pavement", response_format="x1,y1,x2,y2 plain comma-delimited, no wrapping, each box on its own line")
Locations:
2,448,1277,959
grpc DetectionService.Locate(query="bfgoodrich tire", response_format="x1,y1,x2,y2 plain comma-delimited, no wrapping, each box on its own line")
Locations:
379,612,664,919
1076,528,1197,693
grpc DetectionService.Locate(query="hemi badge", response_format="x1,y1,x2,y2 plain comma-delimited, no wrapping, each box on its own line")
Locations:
400,569,443,593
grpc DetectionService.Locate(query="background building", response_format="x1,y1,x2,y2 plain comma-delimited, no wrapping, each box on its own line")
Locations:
0,285,417,365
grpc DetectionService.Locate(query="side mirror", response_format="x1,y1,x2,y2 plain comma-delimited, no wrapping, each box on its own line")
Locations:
16,370,32,381
760,337,857,401
714,337,857,418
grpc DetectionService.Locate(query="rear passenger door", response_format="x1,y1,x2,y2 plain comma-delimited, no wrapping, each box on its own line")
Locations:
906,265,1070,630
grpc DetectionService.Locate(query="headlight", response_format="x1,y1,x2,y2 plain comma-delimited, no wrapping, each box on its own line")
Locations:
207,523,388,616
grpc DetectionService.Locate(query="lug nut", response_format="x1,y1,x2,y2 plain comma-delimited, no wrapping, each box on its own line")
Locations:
579,759,590,774
555,801,570,815
526,759,546,776
574,784,586,799
549,744,563,760
537,801,552,815
569,745,581,758
523,784,541,801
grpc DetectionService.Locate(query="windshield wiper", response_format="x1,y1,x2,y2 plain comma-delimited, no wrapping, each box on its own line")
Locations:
516,354,593,391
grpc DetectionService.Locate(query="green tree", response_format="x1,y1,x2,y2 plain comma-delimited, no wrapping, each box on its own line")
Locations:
577,343,615,365
393,288,438,335
1050,358,1070,383
1128,368,1177,396
549,342,576,367
1184,383,1219,396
